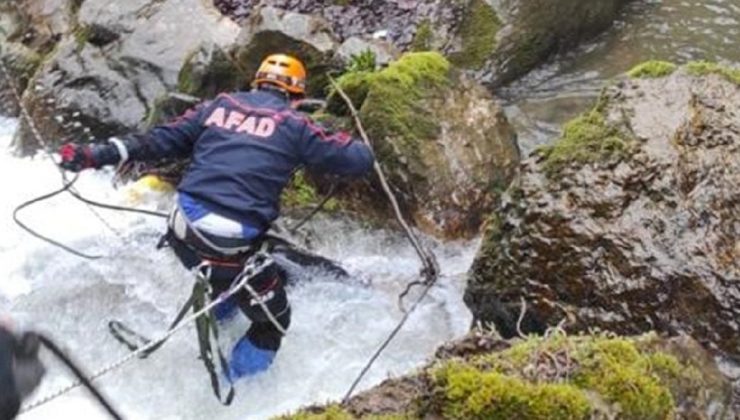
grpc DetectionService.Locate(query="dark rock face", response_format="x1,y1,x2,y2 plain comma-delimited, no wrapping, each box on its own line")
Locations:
482,0,633,86
10,0,239,151
466,68,740,358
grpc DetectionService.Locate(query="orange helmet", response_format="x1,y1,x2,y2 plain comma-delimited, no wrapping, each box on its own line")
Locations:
253,54,307,95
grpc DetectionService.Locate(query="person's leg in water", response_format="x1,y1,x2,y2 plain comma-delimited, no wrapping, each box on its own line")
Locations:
218,261,290,380
168,235,290,379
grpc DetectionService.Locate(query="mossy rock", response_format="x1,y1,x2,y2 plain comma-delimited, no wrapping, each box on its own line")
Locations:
279,333,732,419
431,333,730,419
447,0,501,70
536,97,633,177
325,51,519,238
328,51,450,174
627,60,677,79
686,61,740,85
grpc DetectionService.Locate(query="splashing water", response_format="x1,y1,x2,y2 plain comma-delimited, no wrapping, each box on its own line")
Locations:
0,116,475,419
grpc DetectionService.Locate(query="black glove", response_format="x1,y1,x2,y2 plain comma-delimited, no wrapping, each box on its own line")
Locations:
58,143,121,172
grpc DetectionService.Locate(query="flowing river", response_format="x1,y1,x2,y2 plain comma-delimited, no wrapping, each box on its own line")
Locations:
504,0,740,151
0,115,475,419
2,0,740,417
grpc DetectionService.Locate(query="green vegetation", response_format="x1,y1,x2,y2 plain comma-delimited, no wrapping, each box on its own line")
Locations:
432,333,709,419
281,333,712,419
537,104,631,176
448,0,501,69
686,60,740,85
281,170,338,211
73,25,91,52
434,364,590,419
346,50,377,73
627,60,677,79
328,52,450,172
410,20,433,52
177,50,199,95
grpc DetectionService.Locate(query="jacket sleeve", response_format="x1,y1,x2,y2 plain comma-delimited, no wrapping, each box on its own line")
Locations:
297,119,375,176
114,101,212,162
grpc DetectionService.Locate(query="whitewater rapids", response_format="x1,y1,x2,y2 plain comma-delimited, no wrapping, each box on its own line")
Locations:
0,116,475,419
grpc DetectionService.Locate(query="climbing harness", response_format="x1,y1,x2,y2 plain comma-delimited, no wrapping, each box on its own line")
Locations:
328,76,442,403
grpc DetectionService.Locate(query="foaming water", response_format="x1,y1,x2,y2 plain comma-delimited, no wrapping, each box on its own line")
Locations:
0,117,474,419
502,0,740,151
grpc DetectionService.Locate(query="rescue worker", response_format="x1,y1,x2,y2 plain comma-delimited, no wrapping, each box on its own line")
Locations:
0,320,45,420
57,54,375,380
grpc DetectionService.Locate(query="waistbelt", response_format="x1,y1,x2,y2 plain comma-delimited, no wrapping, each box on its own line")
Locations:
168,204,257,258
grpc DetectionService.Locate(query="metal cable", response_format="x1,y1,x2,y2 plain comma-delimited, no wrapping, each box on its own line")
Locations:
328,77,442,402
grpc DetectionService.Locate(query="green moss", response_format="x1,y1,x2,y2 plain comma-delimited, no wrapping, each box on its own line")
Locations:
346,50,377,73
73,25,91,51
277,405,407,420
177,50,198,95
281,170,338,211
572,338,675,419
434,363,591,419
686,61,740,85
537,106,630,176
627,60,677,79
451,334,695,420
448,0,501,69
411,20,433,52
328,52,450,177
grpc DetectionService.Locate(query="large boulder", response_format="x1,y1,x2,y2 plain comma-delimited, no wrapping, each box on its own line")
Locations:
279,333,734,419
327,52,520,239
473,0,633,87
466,63,740,358
11,0,239,152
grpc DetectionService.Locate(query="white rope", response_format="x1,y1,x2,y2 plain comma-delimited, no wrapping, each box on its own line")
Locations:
20,253,273,414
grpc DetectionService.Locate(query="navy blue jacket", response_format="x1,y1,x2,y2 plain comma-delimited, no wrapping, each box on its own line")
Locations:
118,89,374,231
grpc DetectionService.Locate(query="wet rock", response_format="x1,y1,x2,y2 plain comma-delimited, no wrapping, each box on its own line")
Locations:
179,43,248,99
328,52,519,239
12,0,239,152
477,0,633,87
281,333,734,419
0,0,77,53
0,42,42,117
466,66,740,359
